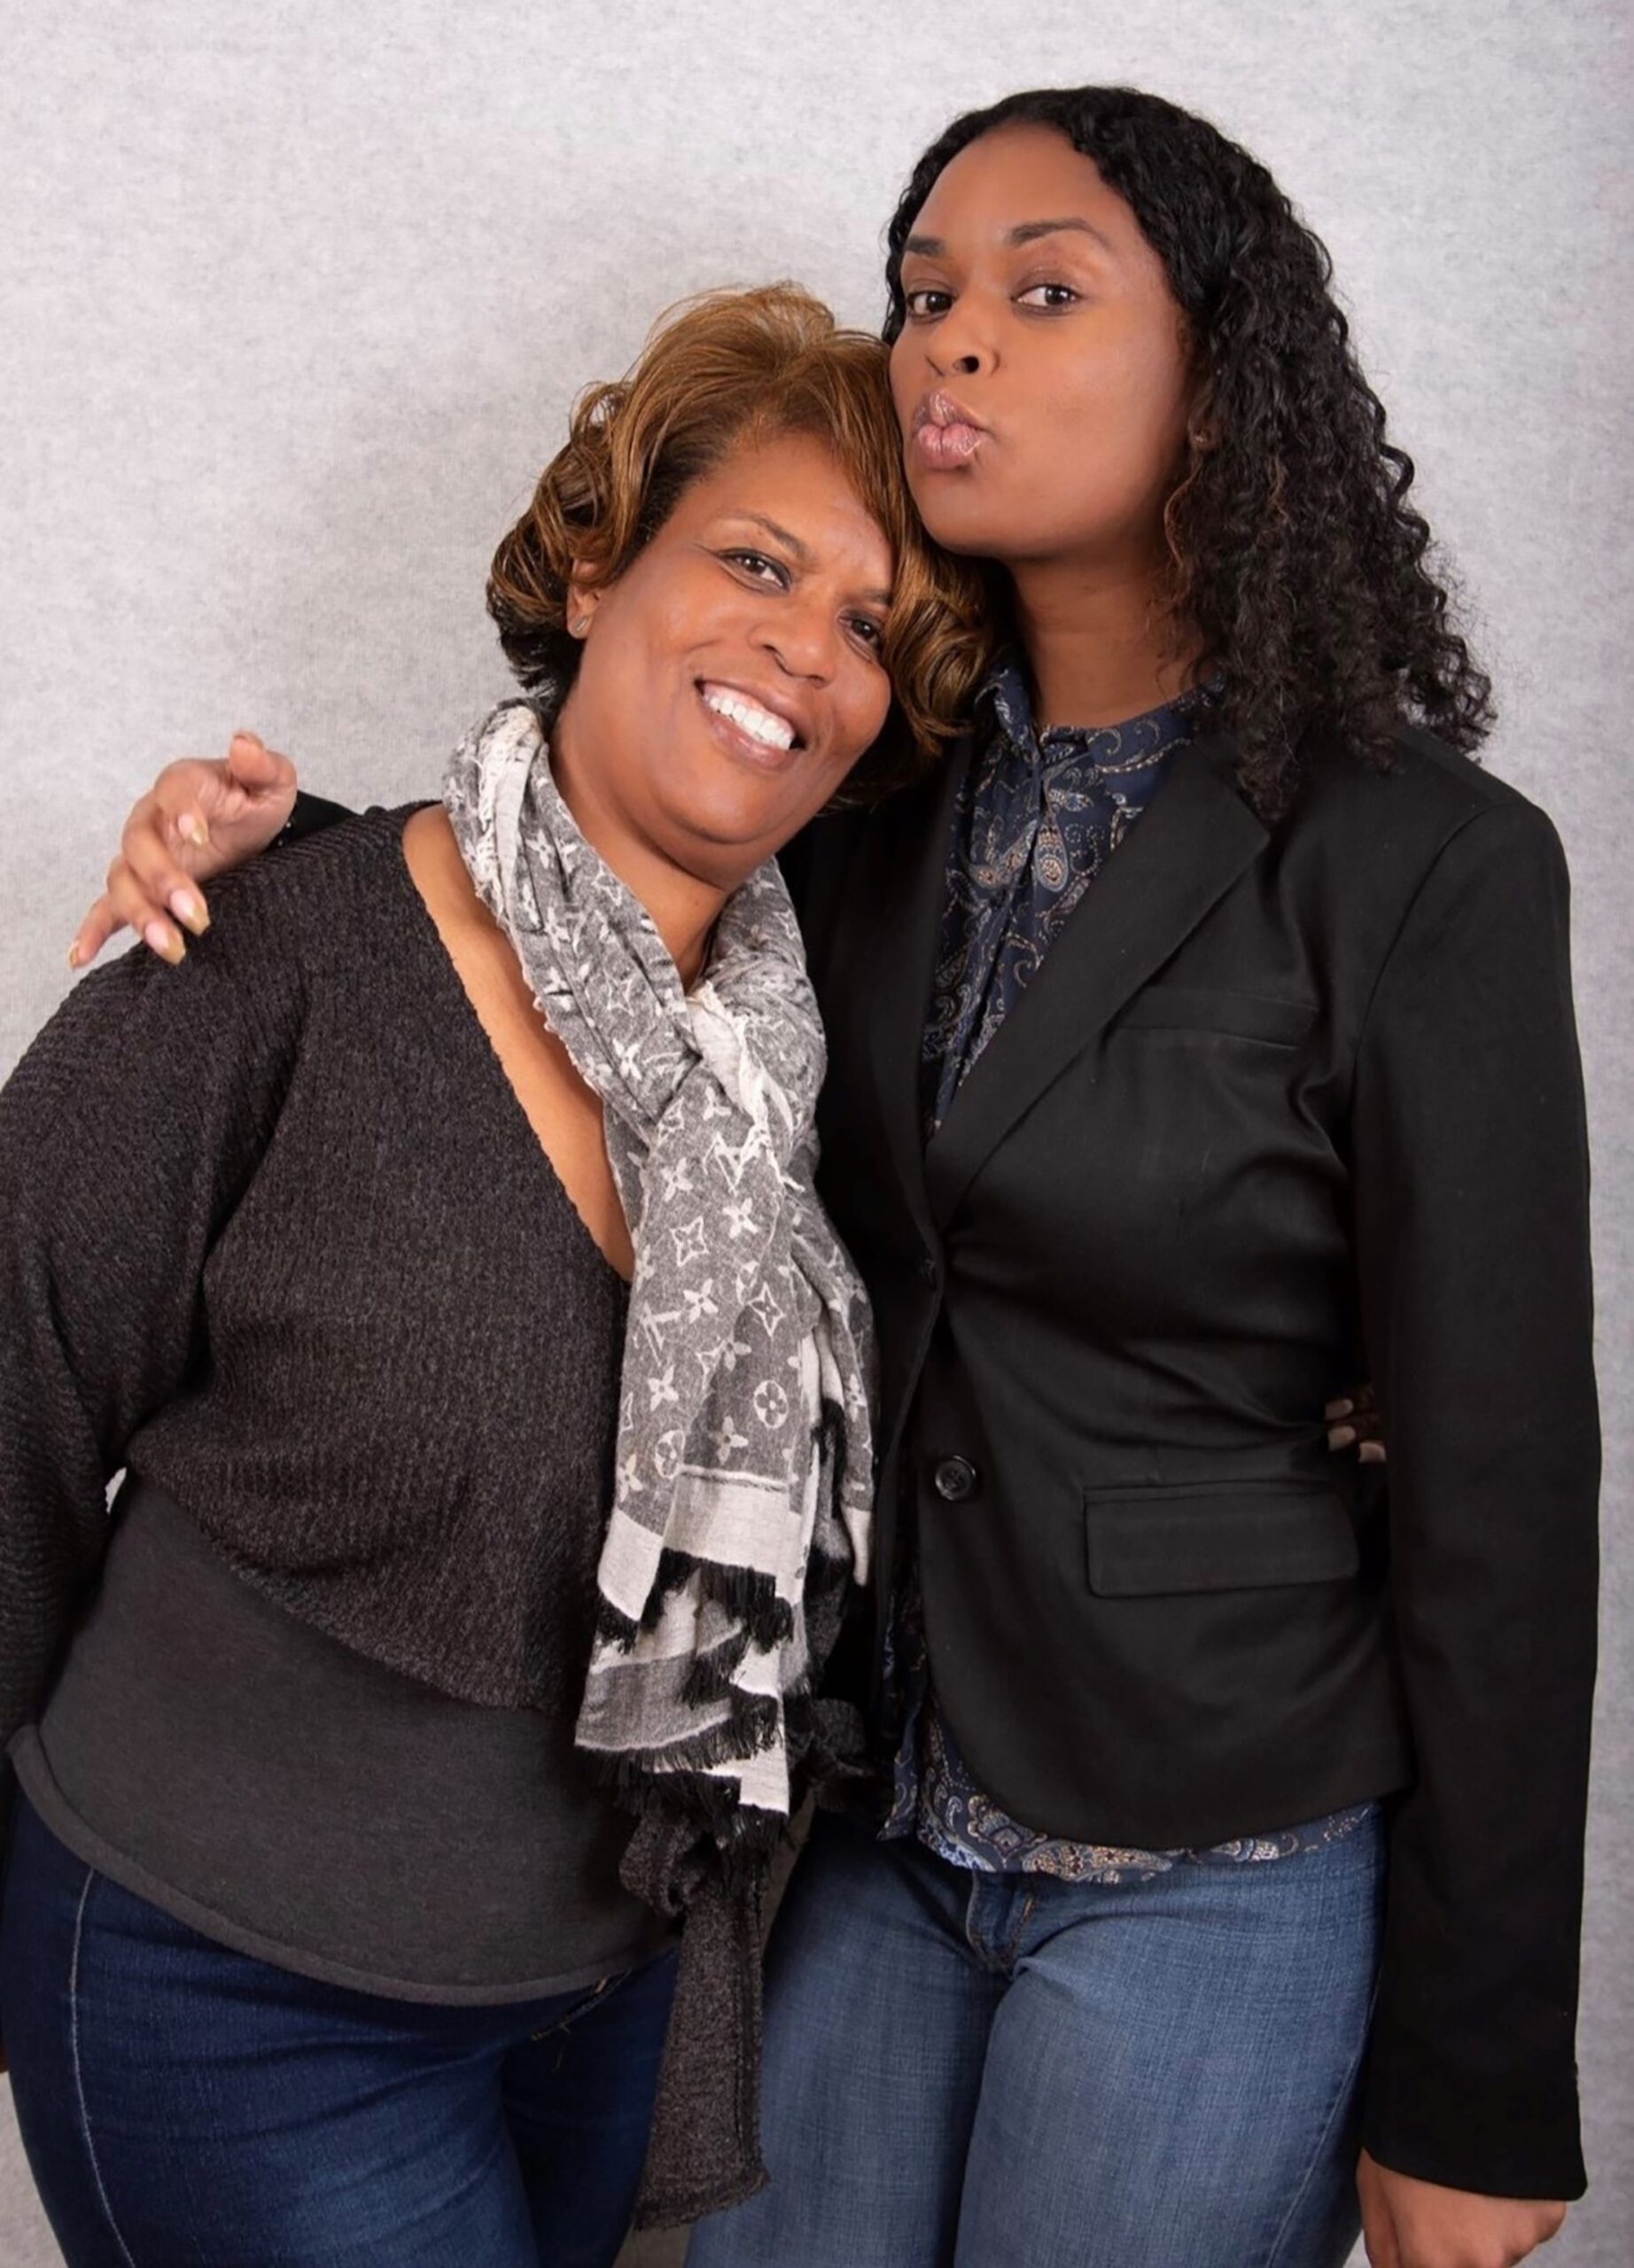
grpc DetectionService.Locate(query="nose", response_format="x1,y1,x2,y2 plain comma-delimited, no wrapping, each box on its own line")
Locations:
924,298,997,381
930,342,989,377
753,591,841,684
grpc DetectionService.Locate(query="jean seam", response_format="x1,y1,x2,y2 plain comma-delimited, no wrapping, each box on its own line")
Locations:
527,1948,668,2043
528,1975,613,2041
963,1876,1008,1975
1258,1977,1379,2268
1000,1887,1038,1972
68,1868,139,2268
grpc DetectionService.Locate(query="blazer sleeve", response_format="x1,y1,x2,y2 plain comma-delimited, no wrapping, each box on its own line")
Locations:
0,930,296,1834
281,789,359,845
1351,797,1599,2199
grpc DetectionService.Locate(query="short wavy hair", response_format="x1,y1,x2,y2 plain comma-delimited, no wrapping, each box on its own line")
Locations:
487,284,991,803
883,89,1494,817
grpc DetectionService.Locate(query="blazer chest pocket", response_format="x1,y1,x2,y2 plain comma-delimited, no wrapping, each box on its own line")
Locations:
1115,987,1316,1047
1085,1480,1360,1596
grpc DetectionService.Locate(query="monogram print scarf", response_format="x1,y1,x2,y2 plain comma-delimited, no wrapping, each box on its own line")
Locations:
444,698,875,1847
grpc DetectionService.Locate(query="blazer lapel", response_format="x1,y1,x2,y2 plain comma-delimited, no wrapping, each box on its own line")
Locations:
834,735,976,1254
923,734,1269,1231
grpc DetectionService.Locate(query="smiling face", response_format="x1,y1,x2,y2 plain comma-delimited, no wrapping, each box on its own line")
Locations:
552,428,896,892
889,123,1194,576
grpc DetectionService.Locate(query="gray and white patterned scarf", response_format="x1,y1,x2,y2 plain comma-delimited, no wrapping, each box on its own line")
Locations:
445,698,875,1847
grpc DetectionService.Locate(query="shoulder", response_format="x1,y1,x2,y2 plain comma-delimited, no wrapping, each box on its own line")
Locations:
186,803,425,982
1287,726,1567,884
782,741,973,944
51,805,424,1056
777,803,889,966
778,801,883,905
206,803,420,928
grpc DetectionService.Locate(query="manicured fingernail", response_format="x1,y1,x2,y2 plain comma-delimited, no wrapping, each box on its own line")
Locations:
1329,1426,1357,1449
169,888,209,935
179,812,210,847
1327,1399,1354,1419
67,939,85,969
1360,1443,1387,1464
144,920,184,965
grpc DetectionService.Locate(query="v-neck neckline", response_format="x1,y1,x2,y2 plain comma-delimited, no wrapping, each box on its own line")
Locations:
388,807,634,1290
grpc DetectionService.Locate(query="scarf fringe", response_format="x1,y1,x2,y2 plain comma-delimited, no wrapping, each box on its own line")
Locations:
608,1688,781,1785
594,1547,797,1656
590,1744,790,1860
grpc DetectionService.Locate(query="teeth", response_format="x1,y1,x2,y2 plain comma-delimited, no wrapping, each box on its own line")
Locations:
703,686,796,751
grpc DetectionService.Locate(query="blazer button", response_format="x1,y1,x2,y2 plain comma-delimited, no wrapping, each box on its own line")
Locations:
932,1456,978,1502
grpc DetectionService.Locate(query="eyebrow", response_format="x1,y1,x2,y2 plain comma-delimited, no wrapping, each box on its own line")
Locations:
724,513,892,608
733,511,811,562
1008,216,1114,250
904,216,1114,256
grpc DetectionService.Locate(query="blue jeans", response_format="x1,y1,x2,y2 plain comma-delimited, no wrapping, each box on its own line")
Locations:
689,1805,1384,2268
0,1794,676,2267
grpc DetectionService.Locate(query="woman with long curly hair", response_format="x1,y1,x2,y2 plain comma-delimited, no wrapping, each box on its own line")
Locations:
73,86,1595,2268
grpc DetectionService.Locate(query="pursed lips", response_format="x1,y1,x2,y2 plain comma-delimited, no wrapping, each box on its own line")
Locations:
911,389,988,469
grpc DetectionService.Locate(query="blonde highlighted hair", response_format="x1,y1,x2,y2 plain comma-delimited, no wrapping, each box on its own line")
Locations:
486,284,991,802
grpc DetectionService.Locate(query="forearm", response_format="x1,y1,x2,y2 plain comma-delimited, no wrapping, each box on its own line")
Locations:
0,931,292,1764
1352,800,1598,2197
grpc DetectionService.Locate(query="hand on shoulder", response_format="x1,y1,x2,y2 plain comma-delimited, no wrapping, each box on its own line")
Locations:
69,732,299,970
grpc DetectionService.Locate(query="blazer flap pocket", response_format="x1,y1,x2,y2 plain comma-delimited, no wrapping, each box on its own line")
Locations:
1116,987,1316,1046
1085,1484,1360,1597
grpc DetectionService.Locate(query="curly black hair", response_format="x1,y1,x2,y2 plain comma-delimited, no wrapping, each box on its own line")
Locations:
883,87,1494,816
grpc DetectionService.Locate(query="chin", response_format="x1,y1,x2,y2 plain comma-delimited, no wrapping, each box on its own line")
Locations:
660,805,785,886
682,843,780,897
905,482,1008,557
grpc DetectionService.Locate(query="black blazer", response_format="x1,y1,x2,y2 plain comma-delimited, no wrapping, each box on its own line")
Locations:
787,723,1599,2200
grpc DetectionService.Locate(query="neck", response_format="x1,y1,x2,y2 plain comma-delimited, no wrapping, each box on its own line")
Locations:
549,713,725,990
1008,553,1202,733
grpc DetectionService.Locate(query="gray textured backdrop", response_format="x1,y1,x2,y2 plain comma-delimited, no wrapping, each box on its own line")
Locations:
2,4,1628,2263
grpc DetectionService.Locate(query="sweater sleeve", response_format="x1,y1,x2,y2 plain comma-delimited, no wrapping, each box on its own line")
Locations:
1351,798,1599,2199
0,927,297,1814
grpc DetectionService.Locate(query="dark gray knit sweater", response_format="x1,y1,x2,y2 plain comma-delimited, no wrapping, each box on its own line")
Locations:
0,808,635,1759
1,806,793,2224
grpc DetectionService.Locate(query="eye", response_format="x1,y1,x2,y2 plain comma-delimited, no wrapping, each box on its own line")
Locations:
903,286,953,321
847,615,887,657
1016,282,1081,311
720,548,790,586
